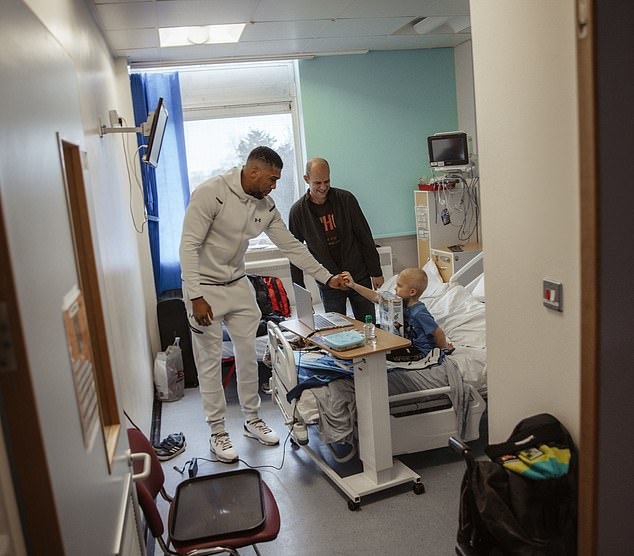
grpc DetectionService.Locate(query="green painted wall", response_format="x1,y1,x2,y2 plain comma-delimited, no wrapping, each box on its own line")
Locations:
299,49,457,237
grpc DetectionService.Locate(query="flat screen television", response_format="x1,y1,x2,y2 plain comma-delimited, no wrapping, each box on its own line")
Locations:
427,132,469,168
143,97,168,168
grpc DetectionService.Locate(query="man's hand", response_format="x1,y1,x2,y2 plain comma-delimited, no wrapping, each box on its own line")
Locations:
327,274,347,290
371,276,385,289
341,271,355,288
191,297,214,326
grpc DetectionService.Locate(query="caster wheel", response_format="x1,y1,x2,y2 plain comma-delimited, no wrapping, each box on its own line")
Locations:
413,482,425,495
347,499,360,511
290,438,299,449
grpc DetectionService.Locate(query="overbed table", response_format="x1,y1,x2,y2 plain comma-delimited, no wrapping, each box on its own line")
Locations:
280,317,424,509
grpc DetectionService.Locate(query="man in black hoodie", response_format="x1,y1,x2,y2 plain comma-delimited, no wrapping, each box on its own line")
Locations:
289,158,384,322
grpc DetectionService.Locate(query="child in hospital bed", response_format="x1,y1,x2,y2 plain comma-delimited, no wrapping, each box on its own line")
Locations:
341,267,453,358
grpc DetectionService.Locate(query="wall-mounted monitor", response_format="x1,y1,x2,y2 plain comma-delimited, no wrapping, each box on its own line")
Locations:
143,97,168,168
427,132,469,168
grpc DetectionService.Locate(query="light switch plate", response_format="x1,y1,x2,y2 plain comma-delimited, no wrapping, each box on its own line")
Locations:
543,280,563,312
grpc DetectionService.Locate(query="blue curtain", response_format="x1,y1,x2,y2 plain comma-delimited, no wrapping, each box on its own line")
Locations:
130,73,190,296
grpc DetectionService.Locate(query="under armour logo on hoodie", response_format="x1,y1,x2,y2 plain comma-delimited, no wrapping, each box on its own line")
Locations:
254,218,262,223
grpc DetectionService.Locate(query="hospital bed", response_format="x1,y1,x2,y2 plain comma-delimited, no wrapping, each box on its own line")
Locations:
268,253,487,458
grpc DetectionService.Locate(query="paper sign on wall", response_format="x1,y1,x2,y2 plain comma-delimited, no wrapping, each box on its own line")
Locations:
62,286,98,449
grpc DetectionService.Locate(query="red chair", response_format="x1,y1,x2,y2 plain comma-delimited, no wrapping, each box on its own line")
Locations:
127,428,280,555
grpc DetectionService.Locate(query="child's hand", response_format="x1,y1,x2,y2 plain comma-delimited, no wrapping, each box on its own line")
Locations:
341,271,355,287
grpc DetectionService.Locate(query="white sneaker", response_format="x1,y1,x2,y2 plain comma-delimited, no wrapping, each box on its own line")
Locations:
210,432,238,463
243,418,279,446
260,379,272,395
292,422,308,445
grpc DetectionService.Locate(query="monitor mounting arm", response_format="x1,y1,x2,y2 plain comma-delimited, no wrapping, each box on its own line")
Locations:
98,109,151,138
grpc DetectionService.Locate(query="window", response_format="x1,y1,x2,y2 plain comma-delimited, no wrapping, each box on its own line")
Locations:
180,62,304,241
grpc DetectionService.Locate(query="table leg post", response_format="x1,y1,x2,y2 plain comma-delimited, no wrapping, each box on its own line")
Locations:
353,354,393,479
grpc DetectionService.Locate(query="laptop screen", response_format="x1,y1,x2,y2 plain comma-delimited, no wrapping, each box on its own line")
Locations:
292,283,316,330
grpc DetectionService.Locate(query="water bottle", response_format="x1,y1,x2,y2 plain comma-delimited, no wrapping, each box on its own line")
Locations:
363,315,376,345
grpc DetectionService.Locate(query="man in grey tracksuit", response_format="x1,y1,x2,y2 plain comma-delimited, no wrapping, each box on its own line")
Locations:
180,146,345,462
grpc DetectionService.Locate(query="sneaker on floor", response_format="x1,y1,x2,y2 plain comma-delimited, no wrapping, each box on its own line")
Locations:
291,422,308,445
210,432,239,463
327,441,357,464
243,418,279,446
153,432,186,461
260,379,272,395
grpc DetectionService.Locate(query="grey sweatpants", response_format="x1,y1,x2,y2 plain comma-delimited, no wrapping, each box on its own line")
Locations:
185,277,261,433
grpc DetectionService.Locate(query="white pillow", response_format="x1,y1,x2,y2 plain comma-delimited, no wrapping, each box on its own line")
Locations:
378,274,397,294
379,260,447,299
422,259,446,297
467,274,486,303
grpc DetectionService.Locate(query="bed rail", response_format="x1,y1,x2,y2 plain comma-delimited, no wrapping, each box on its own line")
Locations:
389,385,485,406
389,386,452,403
267,321,298,392
448,250,484,288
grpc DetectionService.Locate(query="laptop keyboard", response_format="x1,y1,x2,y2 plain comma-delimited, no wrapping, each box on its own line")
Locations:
313,313,349,330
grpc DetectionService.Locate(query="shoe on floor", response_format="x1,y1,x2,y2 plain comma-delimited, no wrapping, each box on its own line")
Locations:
327,441,357,464
243,418,279,446
210,432,239,463
153,432,186,461
292,422,308,445
260,379,272,395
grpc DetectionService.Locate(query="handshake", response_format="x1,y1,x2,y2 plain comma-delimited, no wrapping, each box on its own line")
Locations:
327,273,350,290
327,271,384,290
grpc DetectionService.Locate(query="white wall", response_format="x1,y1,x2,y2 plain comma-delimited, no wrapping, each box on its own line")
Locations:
1,0,155,552
454,40,478,157
470,1,581,442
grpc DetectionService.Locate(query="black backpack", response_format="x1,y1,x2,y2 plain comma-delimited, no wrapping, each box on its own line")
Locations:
456,413,577,556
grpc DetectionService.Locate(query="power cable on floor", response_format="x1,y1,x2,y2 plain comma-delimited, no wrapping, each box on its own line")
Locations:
172,430,293,478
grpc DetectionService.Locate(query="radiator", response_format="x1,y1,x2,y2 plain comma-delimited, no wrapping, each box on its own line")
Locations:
377,246,394,280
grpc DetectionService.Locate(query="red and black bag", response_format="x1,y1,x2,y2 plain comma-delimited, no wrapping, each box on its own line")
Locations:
261,276,291,317
247,274,291,335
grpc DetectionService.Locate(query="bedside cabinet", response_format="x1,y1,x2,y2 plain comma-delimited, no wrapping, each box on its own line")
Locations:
431,244,481,282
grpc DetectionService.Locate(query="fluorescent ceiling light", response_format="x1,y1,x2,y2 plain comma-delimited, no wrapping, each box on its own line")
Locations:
446,16,471,33
159,24,246,48
413,17,449,34
413,16,470,35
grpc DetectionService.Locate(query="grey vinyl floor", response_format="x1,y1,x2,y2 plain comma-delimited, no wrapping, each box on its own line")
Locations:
153,379,488,556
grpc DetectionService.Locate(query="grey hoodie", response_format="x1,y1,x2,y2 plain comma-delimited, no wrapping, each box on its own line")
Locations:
180,166,333,300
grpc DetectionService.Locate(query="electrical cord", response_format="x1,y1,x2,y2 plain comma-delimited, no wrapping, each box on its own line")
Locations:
173,347,312,478
120,117,149,234
172,429,294,478
431,171,480,242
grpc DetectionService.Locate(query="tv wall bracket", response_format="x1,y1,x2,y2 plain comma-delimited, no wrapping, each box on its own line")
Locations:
98,109,150,138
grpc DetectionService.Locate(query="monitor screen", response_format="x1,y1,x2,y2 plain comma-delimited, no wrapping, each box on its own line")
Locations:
427,132,469,167
143,97,168,168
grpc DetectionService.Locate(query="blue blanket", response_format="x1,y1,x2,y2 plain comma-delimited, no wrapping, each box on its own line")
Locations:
286,352,353,402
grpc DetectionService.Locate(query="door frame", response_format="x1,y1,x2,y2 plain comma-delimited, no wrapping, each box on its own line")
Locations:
0,193,65,553
577,0,598,552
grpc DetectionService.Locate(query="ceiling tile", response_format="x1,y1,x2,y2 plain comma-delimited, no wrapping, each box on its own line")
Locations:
94,0,148,4
319,17,413,38
157,0,259,27
96,2,157,30
240,20,329,42
106,28,159,50
340,0,468,18
253,0,354,22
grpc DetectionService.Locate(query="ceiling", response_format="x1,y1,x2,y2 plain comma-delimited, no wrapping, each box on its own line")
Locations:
87,0,471,68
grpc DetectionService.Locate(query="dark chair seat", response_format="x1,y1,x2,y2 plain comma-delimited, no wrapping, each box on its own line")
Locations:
128,428,280,555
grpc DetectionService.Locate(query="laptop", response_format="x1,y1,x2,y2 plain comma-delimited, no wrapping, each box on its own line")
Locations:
293,283,352,331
